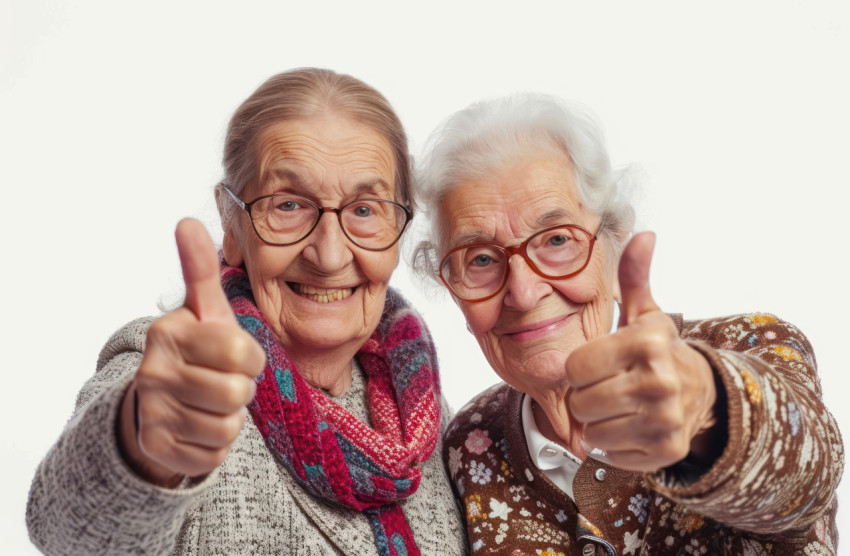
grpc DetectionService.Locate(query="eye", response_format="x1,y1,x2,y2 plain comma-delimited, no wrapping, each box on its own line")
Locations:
472,254,493,267
276,199,303,211
353,204,373,217
548,234,568,246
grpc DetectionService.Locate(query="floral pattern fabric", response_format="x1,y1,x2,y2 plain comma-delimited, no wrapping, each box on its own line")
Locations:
444,314,843,555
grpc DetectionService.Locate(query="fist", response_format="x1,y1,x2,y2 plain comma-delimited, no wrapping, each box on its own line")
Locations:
565,232,717,472
119,218,265,485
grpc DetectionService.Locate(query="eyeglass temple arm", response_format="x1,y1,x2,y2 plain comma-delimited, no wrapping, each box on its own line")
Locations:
221,186,247,211
593,212,608,239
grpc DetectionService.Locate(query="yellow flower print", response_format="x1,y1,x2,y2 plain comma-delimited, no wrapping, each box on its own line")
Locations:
676,512,704,533
466,494,488,522
740,370,762,405
772,346,802,362
750,314,777,326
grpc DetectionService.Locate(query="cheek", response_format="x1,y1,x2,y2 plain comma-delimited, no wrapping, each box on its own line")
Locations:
248,245,295,281
240,240,299,305
358,249,398,287
555,256,613,303
461,299,502,334
565,258,617,339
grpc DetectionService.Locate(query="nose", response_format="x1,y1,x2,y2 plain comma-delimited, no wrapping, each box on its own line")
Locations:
301,211,353,271
502,254,551,311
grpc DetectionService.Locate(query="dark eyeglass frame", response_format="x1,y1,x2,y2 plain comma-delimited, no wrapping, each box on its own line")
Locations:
438,223,601,303
221,186,412,252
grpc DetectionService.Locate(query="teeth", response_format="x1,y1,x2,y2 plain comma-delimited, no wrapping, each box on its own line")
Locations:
291,283,354,303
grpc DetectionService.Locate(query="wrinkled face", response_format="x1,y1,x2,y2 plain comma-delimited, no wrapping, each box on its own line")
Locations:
223,115,399,361
438,149,619,394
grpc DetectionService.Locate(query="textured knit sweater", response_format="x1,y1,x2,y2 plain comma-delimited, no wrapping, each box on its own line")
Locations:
444,313,843,555
27,317,468,555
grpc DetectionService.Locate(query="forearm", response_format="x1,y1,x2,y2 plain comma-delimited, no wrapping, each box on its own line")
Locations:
648,315,843,533
27,376,196,554
28,318,209,553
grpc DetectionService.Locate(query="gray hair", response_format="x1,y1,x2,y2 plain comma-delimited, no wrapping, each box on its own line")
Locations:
215,67,412,233
409,93,637,284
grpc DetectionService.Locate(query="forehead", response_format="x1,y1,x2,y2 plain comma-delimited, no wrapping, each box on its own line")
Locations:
439,151,585,246
250,116,395,198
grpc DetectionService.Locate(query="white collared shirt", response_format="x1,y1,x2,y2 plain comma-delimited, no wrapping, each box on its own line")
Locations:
520,303,618,501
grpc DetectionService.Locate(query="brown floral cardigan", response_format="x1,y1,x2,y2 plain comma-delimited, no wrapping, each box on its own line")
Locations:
443,314,843,555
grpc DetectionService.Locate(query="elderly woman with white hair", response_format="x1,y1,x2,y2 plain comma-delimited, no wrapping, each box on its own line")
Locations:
27,68,467,555
411,94,843,554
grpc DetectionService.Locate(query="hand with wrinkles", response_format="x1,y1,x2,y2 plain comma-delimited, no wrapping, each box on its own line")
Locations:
565,232,719,472
117,218,266,486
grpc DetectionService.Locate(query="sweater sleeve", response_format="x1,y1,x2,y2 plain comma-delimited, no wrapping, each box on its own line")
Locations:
646,313,844,534
26,317,218,555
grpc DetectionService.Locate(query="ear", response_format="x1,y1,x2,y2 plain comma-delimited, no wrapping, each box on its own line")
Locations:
613,274,622,304
223,226,244,267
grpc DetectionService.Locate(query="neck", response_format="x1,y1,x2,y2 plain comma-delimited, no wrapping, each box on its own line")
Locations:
290,346,356,397
531,393,588,460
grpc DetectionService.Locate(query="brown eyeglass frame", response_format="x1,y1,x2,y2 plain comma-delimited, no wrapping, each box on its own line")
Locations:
438,223,600,303
221,186,412,252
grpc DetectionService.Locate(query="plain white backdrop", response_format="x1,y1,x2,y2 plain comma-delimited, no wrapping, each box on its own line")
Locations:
2,1,848,552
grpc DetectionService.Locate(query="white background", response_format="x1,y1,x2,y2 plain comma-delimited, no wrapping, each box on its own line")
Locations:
2,1,848,552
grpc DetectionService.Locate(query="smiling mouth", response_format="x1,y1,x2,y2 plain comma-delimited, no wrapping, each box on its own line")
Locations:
288,283,355,303
501,314,573,341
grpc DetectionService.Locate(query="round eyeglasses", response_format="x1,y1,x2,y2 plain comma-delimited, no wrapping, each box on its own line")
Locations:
222,186,412,251
439,224,600,302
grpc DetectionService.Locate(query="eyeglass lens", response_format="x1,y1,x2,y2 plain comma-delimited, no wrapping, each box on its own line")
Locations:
440,226,592,300
250,194,407,249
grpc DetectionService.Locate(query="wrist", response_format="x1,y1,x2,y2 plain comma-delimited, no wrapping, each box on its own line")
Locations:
686,352,728,466
116,383,184,488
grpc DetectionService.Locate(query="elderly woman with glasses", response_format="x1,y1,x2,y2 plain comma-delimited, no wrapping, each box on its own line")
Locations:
411,94,843,554
27,68,467,555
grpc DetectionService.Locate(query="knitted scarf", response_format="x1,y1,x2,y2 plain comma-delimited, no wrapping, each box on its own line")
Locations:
221,264,441,556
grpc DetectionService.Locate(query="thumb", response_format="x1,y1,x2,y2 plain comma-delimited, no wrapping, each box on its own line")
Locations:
176,218,233,322
618,231,660,327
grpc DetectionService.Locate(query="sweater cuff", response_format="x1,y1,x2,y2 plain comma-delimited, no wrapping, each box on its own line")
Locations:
645,340,746,501
106,375,220,494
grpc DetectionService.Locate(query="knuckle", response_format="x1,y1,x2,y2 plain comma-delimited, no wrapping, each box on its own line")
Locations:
658,435,690,464
221,375,253,409
207,446,231,469
653,403,685,430
654,373,681,398
223,412,247,441
637,367,680,400
564,345,593,384
567,392,589,420
146,315,183,347
640,331,670,360
221,332,263,372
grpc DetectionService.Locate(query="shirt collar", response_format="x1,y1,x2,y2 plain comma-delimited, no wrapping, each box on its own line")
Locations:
521,394,582,470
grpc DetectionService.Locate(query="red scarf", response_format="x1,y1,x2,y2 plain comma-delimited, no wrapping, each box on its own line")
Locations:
222,264,441,555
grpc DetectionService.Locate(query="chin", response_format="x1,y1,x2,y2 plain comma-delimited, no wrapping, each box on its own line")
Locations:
518,349,573,379
486,347,574,391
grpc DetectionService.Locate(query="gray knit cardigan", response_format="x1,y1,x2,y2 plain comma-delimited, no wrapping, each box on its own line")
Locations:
27,317,468,555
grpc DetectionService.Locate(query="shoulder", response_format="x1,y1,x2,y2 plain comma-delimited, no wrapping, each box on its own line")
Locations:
444,382,516,451
95,316,157,371
680,312,815,363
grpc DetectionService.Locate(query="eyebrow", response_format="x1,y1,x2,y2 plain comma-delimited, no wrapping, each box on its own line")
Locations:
537,208,579,226
266,167,393,199
449,208,581,248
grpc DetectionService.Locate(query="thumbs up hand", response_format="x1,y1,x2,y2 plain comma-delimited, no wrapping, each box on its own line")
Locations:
118,218,265,486
564,232,718,472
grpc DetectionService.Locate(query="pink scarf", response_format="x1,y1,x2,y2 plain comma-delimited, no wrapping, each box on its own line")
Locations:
222,264,442,556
